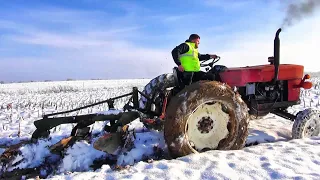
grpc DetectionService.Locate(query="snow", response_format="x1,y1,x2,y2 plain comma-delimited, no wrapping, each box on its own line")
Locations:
116,129,166,166
59,140,106,172
96,109,123,115
50,137,320,180
0,78,320,179
246,114,293,145
8,139,57,171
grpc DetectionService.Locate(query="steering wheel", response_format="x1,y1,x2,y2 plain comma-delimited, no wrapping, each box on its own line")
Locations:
200,56,221,68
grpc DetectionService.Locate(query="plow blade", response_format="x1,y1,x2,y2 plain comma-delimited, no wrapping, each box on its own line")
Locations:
32,113,125,139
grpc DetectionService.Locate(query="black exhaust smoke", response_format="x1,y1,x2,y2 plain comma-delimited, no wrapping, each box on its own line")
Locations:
281,0,320,28
272,28,281,84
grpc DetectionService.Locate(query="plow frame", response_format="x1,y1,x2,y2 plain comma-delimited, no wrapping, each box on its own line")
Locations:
31,87,155,139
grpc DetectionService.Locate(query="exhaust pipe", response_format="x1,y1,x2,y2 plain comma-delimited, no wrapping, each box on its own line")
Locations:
272,28,281,84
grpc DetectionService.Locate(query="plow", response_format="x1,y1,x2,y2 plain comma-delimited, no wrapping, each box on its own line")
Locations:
1,28,320,179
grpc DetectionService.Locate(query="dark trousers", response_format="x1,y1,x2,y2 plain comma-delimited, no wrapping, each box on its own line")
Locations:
182,71,214,85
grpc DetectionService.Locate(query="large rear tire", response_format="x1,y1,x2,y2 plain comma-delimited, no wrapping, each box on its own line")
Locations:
138,73,175,113
164,80,249,158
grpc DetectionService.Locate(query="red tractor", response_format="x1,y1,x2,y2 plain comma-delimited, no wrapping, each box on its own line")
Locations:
24,28,318,159
1,29,319,179
138,28,319,158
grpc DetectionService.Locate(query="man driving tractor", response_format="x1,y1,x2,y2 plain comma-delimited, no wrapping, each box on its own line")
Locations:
171,34,219,85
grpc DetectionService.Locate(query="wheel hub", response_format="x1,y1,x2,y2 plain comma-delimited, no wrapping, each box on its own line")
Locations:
304,119,320,137
185,100,230,152
197,116,214,134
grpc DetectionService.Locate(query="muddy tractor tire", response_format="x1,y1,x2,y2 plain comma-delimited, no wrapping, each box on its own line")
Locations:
138,73,175,113
164,80,250,158
292,108,320,139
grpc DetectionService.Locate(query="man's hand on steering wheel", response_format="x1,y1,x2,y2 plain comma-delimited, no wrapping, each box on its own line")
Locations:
209,54,219,59
200,54,221,68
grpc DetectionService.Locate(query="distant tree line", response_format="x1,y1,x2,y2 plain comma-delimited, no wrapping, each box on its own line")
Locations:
0,78,107,84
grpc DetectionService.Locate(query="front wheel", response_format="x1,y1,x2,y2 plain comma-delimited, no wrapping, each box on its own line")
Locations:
292,108,320,139
163,80,250,158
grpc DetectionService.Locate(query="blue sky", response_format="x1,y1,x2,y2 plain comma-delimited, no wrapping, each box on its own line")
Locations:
0,0,319,82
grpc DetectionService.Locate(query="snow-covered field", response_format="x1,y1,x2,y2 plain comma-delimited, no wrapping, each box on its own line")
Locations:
0,77,320,179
